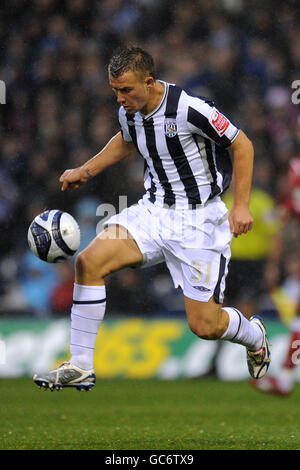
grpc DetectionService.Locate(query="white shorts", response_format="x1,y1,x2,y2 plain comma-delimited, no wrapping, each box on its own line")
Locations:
105,197,232,303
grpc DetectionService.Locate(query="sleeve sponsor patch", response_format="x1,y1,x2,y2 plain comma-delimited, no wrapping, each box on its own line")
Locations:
209,108,230,136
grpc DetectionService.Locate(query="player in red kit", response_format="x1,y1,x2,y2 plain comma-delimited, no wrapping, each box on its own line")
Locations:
251,155,300,396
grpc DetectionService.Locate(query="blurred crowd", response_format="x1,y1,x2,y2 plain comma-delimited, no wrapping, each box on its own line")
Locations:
0,0,300,318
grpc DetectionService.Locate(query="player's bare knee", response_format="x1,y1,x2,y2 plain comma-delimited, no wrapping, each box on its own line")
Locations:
75,248,107,281
75,250,91,278
185,296,226,340
188,316,221,340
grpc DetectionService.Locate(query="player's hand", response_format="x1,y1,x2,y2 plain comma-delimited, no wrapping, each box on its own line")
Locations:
59,167,91,191
228,205,253,237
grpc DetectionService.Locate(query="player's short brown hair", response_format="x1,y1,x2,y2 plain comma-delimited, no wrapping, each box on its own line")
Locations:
108,46,155,80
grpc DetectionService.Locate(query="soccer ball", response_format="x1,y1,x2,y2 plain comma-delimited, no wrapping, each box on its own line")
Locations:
27,209,81,263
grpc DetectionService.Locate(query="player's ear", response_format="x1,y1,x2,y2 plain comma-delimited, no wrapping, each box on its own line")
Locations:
145,76,155,88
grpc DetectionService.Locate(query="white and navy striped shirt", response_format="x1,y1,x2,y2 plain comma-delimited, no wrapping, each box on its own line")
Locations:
119,81,239,209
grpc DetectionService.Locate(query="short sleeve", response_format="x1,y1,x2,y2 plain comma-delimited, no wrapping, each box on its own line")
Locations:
187,96,239,148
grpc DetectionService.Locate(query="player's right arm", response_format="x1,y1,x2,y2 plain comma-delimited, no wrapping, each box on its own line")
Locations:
59,131,135,191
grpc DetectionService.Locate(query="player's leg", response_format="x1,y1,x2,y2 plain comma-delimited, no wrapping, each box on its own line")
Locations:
185,296,228,340
69,224,143,370
33,224,143,390
185,294,263,349
33,197,165,391
75,224,143,286
176,236,270,379
184,294,271,379
165,246,271,379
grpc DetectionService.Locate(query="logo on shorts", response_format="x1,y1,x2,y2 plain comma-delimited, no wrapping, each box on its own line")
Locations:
192,286,211,292
164,119,177,138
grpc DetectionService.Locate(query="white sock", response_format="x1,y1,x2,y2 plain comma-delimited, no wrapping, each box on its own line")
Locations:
220,307,263,350
70,283,106,370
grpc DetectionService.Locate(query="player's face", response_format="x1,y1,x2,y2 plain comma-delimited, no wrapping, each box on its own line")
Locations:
109,70,153,114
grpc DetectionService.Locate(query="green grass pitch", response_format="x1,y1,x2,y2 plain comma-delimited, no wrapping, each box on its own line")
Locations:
1,378,300,451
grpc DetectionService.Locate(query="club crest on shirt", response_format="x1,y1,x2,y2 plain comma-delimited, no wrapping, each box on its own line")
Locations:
164,118,177,138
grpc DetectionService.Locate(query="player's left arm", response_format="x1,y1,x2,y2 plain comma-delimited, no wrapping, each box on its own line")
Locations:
228,130,254,237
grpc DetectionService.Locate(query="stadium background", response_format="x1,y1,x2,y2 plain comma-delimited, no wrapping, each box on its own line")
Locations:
0,0,300,381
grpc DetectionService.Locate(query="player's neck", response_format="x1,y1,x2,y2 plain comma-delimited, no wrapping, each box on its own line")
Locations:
141,81,165,116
